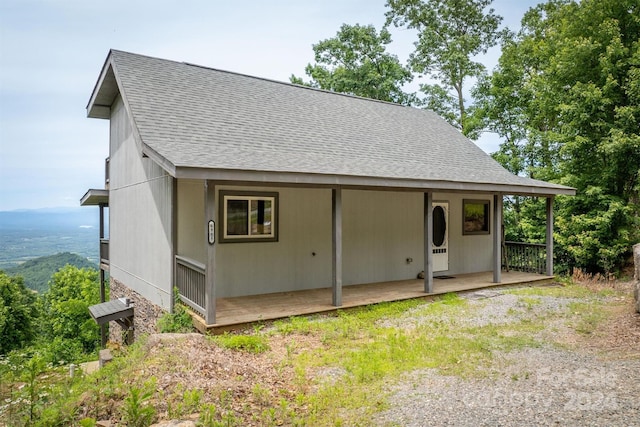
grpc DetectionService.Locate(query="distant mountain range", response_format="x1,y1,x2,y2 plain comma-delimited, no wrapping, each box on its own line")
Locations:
5,252,98,293
0,207,105,270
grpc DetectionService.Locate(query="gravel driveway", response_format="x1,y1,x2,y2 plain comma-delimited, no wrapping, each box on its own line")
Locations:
374,288,640,426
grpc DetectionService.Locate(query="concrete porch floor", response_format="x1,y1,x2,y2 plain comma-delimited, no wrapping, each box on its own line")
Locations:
192,271,555,333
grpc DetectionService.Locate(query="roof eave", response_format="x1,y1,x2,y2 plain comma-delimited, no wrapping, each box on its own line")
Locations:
173,167,576,196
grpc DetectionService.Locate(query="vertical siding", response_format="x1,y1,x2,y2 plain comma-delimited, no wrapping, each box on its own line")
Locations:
342,190,424,284
433,192,494,275
177,179,206,263
204,187,496,298
109,96,174,310
216,186,332,298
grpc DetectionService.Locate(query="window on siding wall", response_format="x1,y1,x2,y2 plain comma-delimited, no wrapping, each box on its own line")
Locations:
220,191,278,243
463,199,490,235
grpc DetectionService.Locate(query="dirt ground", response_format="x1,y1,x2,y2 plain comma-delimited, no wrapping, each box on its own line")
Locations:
106,279,640,426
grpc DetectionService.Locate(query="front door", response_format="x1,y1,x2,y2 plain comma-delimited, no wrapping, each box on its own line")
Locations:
433,202,449,272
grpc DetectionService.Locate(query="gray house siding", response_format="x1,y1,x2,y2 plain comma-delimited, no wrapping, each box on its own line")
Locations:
109,96,174,310
175,181,498,298
215,185,333,298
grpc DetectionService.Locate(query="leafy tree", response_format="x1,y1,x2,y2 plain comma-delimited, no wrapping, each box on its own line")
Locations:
6,252,97,293
42,265,101,354
291,23,415,104
385,0,505,134
475,0,640,273
0,271,39,354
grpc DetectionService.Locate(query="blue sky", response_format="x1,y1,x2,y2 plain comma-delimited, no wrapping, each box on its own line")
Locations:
0,0,538,211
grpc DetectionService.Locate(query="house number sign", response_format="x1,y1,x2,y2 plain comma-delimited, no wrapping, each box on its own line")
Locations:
208,220,215,244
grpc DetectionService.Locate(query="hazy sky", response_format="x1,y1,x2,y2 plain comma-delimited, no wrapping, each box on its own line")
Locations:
0,0,538,211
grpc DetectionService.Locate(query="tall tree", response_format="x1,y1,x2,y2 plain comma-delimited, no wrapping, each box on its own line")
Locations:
42,265,100,353
0,271,38,354
476,0,640,273
385,0,505,135
291,23,415,105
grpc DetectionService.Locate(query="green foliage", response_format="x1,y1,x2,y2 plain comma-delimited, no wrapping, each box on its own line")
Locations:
385,0,506,134
5,252,97,293
0,271,38,354
157,303,194,333
476,0,640,273
122,385,156,427
291,23,415,105
42,265,101,354
213,333,270,354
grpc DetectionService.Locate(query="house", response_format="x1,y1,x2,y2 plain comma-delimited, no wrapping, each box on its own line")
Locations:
81,50,575,338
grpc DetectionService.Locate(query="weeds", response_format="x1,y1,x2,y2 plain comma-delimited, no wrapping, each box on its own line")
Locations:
0,280,627,426
213,333,270,354
122,382,156,427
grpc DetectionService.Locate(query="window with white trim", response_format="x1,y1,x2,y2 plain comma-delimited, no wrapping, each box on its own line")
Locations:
219,191,278,243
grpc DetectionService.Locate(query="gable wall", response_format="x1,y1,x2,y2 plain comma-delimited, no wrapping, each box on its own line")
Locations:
108,96,174,310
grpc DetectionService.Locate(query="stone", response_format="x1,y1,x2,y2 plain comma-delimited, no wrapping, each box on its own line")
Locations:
99,349,113,368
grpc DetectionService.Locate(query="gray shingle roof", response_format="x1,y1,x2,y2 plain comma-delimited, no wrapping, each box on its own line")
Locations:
87,50,574,195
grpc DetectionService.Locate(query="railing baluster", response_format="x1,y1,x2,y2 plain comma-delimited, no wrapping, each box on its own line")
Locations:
504,241,547,274
174,255,206,317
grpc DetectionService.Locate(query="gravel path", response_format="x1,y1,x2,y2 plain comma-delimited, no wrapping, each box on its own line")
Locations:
374,289,640,427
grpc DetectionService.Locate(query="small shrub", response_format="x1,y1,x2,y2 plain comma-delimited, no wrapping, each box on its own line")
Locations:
157,304,193,333
122,386,156,427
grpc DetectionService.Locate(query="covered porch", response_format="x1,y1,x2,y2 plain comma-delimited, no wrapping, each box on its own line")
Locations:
185,270,554,333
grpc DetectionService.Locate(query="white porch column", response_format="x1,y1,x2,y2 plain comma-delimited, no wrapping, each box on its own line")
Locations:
204,181,217,324
424,192,433,293
332,187,343,307
493,194,503,283
546,197,554,276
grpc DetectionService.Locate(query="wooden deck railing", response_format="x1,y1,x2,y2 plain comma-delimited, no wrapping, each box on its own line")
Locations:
100,239,109,265
175,255,206,317
504,241,547,274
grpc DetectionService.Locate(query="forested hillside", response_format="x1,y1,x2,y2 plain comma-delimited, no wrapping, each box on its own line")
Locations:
295,0,639,274
4,252,97,293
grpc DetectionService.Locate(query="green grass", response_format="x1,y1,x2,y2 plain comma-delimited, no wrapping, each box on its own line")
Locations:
212,333,270,354
2,284,624,426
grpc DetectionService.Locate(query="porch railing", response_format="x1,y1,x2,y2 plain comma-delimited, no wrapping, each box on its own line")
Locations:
503,241,547,274
175,255,206,317
100,239,109,265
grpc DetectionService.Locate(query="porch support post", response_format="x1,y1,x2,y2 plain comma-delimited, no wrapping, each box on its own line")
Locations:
493,194,503,283
170,177,177,314
424,192,433,293
98,202,107,348
204,180,217,324
332,187,343,307
546,196,554,276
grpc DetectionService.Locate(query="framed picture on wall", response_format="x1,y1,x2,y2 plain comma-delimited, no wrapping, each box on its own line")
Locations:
463,199,490,235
